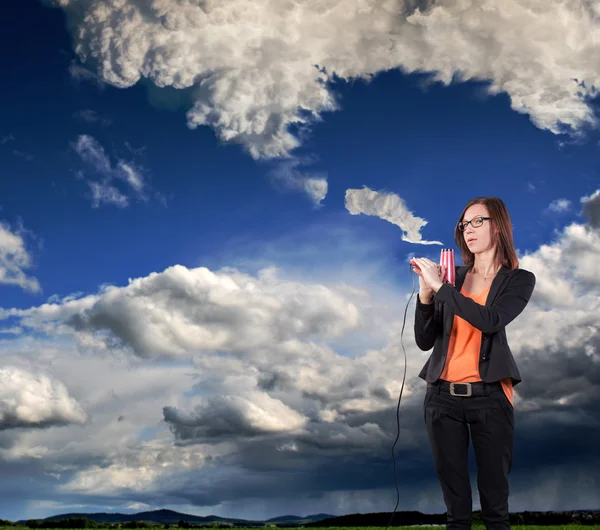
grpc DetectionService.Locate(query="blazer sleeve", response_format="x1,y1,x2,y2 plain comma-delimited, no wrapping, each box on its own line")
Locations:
414,291,443,351
432,268,536,334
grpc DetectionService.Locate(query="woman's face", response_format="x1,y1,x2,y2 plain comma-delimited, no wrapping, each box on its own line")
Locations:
461,205,495,254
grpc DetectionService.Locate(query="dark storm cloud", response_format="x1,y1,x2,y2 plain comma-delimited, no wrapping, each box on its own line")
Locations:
158,332,600,510
163,405,267,440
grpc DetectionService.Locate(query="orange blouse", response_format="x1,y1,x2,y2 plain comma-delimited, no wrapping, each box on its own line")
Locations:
427,282,513,405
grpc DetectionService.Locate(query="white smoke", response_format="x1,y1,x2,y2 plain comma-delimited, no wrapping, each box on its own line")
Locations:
345,186,443,245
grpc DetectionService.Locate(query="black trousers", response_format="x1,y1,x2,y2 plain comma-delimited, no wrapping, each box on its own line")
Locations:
424,380,514,530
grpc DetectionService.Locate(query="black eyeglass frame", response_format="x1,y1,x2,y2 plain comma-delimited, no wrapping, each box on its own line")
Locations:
458,216,491,231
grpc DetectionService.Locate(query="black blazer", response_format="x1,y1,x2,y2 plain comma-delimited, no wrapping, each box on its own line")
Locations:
414,263,536,387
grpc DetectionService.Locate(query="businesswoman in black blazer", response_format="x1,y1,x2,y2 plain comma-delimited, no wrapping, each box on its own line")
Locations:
411,197,536,530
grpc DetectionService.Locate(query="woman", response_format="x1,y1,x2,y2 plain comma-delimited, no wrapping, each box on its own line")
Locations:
411,197,536,530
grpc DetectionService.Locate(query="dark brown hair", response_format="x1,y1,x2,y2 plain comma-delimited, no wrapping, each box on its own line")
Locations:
453,197,519,271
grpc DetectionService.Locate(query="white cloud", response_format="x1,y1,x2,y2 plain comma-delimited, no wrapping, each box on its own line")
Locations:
45,0,600,160
164,391,308,440
61,459,177,495
88,180,129,209
545,198,572,214
45,0,600,205
59,440,208,495
0,366,87,430
73,134,111,174
71,135,152,208
125,502,151,511
0,220,41,293
117,162,144,193
0,343,215,495
4,264,362,360
267,157,328,207
0,189,599,512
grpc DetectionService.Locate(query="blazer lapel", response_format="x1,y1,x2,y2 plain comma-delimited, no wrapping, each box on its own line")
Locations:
486,266,510,306
441,263,511,336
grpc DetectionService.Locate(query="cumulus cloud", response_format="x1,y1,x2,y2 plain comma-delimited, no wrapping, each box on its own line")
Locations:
0,348,216,505
48,0,600,205
6,264,361,359
59,441,206,495
581,188,600,230
0,366,87,430
345,186,443,245
0,219,41,293
164,391,308,441
45,0,600,160
0,189,600,513
71,134,157,208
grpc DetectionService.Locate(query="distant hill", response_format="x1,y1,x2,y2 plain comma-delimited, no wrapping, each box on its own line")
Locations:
16,508,335,527
304,511,444,527
266,514,333,524
265,516,304,523
14,507,600,527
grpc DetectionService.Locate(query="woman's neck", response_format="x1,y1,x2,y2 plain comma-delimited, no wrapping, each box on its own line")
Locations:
471,262,499,277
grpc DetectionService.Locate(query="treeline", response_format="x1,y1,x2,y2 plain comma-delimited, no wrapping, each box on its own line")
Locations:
0,519,239,529
305,510,600,527
1,511,599,528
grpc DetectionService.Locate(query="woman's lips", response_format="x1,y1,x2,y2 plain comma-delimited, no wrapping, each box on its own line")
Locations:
468,238,477,244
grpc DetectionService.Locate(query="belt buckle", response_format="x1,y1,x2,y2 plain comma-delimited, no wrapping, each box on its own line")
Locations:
450,382,472,397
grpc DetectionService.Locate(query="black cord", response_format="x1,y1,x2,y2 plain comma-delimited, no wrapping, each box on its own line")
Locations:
383,264,416,530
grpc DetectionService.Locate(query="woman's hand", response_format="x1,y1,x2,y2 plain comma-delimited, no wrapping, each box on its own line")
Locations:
412,258,445,292
412,261,435,294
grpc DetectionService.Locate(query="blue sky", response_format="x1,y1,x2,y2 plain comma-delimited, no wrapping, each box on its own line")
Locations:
0,0,599,523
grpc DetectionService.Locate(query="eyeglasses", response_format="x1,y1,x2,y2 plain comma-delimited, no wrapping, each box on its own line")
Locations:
458,216,491,231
